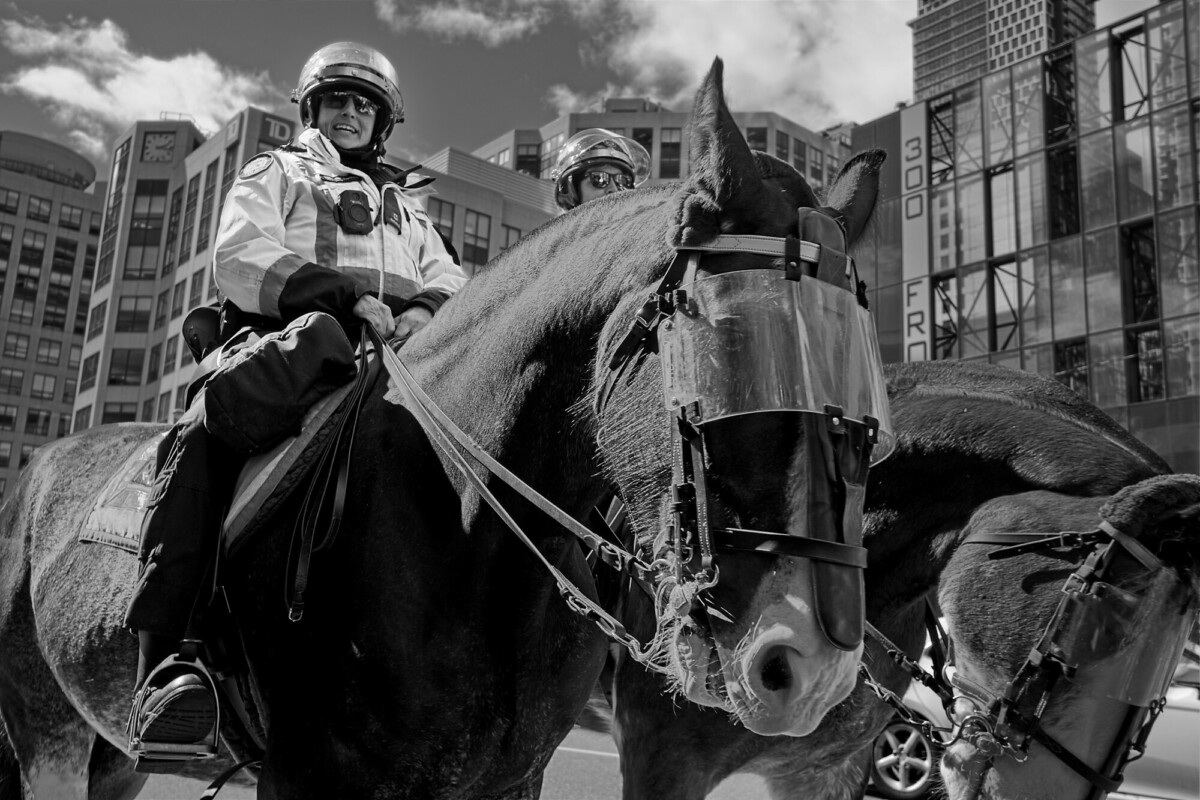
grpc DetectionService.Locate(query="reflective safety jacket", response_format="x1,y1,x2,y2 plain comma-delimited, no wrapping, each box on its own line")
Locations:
214,128,467,323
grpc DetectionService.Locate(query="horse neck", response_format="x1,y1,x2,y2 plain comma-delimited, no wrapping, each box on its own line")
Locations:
397,190,675,520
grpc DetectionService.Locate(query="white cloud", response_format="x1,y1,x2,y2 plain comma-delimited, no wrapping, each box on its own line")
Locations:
0,16,279,161
379,0,913,131
595,0,914,129
375,0,557,46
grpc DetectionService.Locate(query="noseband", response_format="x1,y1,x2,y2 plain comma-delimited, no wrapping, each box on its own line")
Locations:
861,519,1193,800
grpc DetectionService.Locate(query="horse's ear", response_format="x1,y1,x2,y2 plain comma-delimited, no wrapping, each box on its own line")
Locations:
823,149,886,246
673,57,789,247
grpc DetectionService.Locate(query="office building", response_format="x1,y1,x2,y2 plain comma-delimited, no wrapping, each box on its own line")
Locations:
855,0,1198,471
912,0,1095,101
0,131,103,498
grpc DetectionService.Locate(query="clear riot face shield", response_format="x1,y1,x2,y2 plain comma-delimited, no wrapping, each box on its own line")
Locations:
658,268,894,649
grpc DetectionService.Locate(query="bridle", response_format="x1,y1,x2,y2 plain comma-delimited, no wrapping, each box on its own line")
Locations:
597,207,890,651
860,518,1195,800
374,205,887,672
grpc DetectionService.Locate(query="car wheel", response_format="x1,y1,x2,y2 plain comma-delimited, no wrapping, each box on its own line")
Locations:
869,716,940,800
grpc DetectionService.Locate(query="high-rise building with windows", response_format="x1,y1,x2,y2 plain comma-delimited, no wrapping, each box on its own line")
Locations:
471,97,852,196
0,131,103,499
855,0,1198,471
912,0,1095,101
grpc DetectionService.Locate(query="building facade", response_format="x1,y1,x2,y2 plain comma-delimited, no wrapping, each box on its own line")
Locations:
912,0,1095,101
856,0,1198,471
0,132,103,499
471,97,852,196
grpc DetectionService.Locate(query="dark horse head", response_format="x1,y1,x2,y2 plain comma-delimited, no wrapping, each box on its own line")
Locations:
585,61,890,736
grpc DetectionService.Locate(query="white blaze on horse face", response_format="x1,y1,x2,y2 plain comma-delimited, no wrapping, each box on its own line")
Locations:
671,557,861,736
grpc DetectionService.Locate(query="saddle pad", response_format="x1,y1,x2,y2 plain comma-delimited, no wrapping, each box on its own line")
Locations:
78,433,167,555
221,376,356,552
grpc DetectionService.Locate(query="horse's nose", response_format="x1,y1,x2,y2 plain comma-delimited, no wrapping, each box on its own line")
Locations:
754,644,802,693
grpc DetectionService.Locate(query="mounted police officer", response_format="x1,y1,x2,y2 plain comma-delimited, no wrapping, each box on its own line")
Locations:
124,41,466,769
550,128,651,211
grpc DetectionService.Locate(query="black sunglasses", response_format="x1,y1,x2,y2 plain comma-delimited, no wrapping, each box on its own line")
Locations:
584,170,634,190
322,91,380,116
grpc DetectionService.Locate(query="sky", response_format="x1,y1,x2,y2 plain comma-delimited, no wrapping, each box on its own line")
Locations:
0,0,1161,176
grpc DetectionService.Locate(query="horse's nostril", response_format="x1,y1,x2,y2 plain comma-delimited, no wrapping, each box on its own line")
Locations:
759,649,793,692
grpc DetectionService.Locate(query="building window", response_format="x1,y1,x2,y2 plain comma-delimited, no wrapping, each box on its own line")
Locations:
3,334,29,360
0,223,12,262
154,289,169,329
810,149,825,187
96,138,131,289
62,377,76,404
0,189,19,215
221,142,240,202
988,166,1016,257
178,174,201,263
1114,118,1154,221
0,405,15,431
44,239,75,332
1122,222,1159,324
792,137,807,174
0,442,10,468
462,210,490,270
156,391,171,423
501,225,521,251
73,406,91,433
27,195,51,223
86,300,107,341
189,269,206,309
932,273,960,360
9,298,35,325
80,353,98,391
171,281,186,319
55,414,69,439
660,128,682,179
68,345,81,369
1046,144,1080,238
123,179,168,279
101,403,138,424
162,186,183,275
58,203,84,230
539,132,565,178
107,348,144,386
147,343,162,382
25,408,51,437
162,335,178,376
426,198,454,241
1054,337,1089,397
174,386,188,412
1128,325,1165,402
775,130,789,162
141,397,156,422
929,95,955,183
515,143,540,177
19,444,34,469
16,230,46,298
195,159,220,254
29,374,55,400
0,368,23,395
115,296,153,333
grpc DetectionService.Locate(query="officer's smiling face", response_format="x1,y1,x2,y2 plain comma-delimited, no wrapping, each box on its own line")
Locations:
317,93,374,150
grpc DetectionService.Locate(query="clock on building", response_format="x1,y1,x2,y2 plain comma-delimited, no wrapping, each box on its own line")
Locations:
141,132,175,162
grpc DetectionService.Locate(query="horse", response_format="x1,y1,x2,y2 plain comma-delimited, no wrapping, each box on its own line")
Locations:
600,358,1200,800
0,58,887,799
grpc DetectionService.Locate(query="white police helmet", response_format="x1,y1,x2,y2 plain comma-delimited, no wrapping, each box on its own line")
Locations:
291,42,404,150
550,129,652,211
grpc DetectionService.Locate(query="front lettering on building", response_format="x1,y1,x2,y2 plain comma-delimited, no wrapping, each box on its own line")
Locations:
900,103,931,362
261,116,293,146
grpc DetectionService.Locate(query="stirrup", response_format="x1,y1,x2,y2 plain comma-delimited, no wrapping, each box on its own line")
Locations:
127,645,220,762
